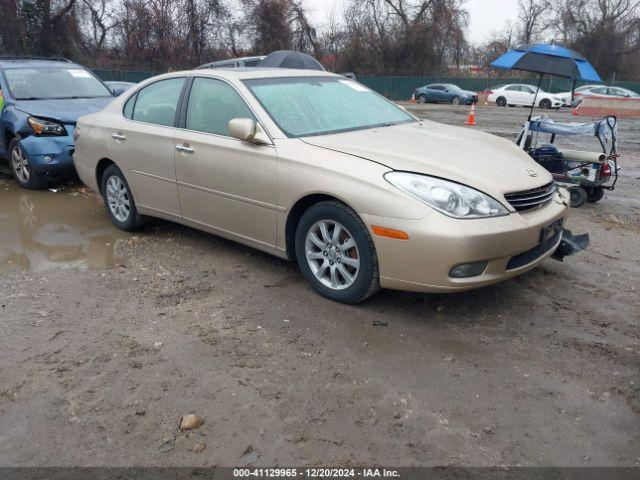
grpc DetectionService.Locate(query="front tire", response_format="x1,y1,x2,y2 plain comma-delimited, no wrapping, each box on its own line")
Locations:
8,138,47,190
101,164,144,231
295,201,380,304
540,98,552,109
417,94,427,104
451,96,461,105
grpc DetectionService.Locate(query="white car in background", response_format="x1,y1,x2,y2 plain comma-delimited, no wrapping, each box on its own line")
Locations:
488,84,565,109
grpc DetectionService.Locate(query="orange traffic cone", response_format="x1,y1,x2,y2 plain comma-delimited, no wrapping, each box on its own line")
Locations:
410,93,417,104
465,103,477,126
572,106,579,116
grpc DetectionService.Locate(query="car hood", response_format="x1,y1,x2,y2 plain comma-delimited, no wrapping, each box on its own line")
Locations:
15,97,114,124
302,120,552,196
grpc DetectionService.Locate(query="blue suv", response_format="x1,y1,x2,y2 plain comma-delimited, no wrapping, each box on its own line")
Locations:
0,57,116,189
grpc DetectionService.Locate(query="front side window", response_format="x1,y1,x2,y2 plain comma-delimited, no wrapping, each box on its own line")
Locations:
186,77,255,136
132,78,185,127
244,77,415,138
2,67,111,100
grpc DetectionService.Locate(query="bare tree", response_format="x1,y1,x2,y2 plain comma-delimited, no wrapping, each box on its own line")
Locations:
516,0,552,44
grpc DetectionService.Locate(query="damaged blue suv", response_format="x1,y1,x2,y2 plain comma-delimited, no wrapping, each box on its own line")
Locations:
0,57,115,189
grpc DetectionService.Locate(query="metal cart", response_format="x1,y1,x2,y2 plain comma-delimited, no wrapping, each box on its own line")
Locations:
517,115,619,207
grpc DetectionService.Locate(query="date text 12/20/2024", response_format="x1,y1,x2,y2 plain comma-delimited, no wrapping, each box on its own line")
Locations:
233,468,401,478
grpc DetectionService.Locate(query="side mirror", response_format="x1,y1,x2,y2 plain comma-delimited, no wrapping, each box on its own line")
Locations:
111,87,126,97
228,118,271,145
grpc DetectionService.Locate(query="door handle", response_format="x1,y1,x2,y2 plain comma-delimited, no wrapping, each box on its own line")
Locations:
111,132,126,141
175,144,194,154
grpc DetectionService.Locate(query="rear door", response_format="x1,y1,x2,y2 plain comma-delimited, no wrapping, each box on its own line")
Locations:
109,77,186,218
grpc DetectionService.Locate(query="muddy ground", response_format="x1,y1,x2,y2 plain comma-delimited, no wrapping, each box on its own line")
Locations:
0,104,639,467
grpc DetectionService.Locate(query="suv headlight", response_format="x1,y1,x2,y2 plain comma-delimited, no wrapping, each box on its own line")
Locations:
385,172,509,219
28,117,66,136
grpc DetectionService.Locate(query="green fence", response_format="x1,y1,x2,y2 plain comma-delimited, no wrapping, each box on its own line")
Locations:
357,76,640,100
89,69,640,100
92,68,156,83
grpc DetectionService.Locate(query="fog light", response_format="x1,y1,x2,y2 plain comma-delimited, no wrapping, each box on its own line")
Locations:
43,155,54,163
449,261,488,278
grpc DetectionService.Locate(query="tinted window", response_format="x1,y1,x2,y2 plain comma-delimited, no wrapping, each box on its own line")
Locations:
591,87,607,94
506,86,520,91
123,93,136,119
430,85,445,91
186,77,255,136
521,86,535,93
132,78,185,127
243,59,261,67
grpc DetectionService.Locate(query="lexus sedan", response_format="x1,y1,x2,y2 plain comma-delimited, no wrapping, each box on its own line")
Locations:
74,69,569,303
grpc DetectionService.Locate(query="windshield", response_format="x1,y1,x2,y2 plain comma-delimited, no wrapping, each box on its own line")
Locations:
243,77,415,137
2,67,112,100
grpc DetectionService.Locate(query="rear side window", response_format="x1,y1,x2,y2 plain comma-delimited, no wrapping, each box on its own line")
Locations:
123,94,136,119
131,78,185,127
506,86,520,91
185,77,255,137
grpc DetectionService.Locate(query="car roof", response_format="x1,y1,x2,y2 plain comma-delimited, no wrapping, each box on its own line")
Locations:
155,68,339,81
0,57,81,69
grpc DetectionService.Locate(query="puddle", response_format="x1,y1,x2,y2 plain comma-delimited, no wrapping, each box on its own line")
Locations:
0,178,130,273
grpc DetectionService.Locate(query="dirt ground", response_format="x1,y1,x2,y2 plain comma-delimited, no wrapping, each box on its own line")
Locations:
0,104,639,467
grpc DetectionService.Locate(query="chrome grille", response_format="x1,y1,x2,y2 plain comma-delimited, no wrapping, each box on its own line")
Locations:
504,182,556,212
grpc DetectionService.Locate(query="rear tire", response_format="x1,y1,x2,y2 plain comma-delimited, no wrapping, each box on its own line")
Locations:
8,138,47,190
569,187,588,208
496,96,507,107
100,164,144,231
295,201,380,304
586,186,605,203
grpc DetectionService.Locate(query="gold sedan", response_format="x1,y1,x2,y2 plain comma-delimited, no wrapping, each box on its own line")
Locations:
74,68,569,303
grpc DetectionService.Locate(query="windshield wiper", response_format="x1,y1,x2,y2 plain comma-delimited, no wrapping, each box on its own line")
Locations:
16,97,44,101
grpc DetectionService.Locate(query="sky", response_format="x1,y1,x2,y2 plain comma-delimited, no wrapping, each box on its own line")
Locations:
307,0,520,45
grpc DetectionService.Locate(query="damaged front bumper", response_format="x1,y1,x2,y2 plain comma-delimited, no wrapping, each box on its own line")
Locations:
18,125,76,176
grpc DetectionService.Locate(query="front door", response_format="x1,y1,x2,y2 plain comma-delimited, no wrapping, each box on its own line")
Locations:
174,77,277,247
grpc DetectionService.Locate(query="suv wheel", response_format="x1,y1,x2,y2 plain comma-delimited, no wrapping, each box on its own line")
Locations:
101,164,144,231
9,138,47,189
295,201,380,304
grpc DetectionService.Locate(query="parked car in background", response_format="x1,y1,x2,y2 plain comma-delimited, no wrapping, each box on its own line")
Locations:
555,84,601,107
488,84,565,109
0,57,115,189
414,83,478,105
570,85,640,107
197,56,266,69
74,68,568,303
104,81,136,96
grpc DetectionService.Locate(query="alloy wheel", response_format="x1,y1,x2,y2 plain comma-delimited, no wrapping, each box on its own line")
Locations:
11,145,30,184
305,220,360,290
105,175,131,222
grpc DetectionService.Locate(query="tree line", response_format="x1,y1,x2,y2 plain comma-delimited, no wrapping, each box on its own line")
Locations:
0,0,639,80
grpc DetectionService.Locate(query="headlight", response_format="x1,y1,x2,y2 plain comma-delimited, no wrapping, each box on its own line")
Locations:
384,172,509,219
27,117,66,136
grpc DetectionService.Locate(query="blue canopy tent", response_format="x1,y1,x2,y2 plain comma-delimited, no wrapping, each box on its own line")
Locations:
491,44,602,118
